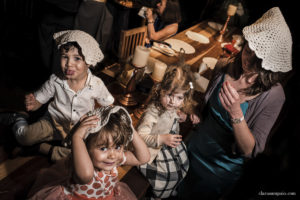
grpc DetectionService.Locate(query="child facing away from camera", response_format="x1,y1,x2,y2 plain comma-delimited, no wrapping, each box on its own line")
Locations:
28,105,150,200
136,64,200,199
0,30,114,161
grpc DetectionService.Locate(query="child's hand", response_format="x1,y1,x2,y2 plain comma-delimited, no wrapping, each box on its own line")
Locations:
177,110,187,123
160,134,182,148
190,114,201,124
25,93,42,111
114,182,137,200
73,114,99,139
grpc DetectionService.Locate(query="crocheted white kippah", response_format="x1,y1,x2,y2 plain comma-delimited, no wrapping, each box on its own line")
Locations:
53,30,104,66
242,7,292,72
85,106,134,143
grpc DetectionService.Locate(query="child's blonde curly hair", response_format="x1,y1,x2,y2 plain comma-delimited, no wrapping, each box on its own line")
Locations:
149,62,197,115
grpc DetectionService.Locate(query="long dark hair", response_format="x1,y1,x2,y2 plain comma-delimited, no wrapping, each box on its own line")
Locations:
160,0,182,24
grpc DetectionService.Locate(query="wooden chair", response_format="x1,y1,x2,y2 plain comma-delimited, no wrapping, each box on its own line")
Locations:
118,26,147,62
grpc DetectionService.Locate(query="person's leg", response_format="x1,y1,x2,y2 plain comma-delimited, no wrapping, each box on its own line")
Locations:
50,146,71,162
14,119,54,146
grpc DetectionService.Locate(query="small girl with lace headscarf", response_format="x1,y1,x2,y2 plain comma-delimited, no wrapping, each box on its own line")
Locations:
28,105,150,200
136,63,199,199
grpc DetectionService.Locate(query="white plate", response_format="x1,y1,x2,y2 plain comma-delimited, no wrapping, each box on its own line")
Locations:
164,38,195,54
185,31,210,44
202,57,218,70
208,21,225,31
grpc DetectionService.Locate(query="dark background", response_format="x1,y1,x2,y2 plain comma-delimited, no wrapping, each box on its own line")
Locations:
0,0,299,199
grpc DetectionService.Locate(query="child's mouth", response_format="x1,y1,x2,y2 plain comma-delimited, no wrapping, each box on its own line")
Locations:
65,70,75,75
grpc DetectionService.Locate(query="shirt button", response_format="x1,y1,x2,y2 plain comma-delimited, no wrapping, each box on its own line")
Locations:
73,109,76,112
74,94,77,97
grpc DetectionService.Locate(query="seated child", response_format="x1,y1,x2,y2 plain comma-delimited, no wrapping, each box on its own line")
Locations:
27,105,150,200
136,64,200,199
0,30,114,161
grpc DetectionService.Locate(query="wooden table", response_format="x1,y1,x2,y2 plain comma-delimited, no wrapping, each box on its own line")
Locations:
150,20,240,73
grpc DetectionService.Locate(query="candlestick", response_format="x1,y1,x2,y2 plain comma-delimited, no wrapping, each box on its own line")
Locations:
227,4,237,16
133,76,161,119
217,4,237,42
117,47,150,106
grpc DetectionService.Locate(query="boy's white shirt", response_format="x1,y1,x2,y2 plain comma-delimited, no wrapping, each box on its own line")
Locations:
34,69,114,133
137,103,179,163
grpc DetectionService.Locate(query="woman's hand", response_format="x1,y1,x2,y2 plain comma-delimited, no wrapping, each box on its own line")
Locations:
160,134,182,148
146,8,154,22
73,114,99,140
25,93,42,111
219,81,244,119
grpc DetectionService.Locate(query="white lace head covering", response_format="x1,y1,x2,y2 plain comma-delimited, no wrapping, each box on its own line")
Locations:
53,30,104,66
242,7,292,72
85,106,134,144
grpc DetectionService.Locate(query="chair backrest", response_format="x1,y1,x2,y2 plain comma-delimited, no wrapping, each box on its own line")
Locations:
118,26,147,62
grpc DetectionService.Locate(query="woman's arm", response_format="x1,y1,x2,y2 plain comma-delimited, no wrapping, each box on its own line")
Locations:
124,130,150,166
219,81,255,156
72,115,99,184
146,8,178,41
147,22,178,41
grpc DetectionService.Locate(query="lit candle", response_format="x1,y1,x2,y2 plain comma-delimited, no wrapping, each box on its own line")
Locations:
227,4,237,16
152,62,167,82
132,46,150,68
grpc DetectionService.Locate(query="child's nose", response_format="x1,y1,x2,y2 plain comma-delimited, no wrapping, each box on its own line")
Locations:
169,96,175,103
66,59,74,67
107,149,116,159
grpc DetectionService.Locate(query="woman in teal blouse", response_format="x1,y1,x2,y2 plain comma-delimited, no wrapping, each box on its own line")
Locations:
178,7,293,200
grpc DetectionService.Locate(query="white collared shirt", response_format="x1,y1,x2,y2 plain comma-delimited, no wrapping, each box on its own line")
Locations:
34,69,114,132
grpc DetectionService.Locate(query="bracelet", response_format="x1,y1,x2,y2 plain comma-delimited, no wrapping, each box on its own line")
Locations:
147,21,154,24
231,116,244,124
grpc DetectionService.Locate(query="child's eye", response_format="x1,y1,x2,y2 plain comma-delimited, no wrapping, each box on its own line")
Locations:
115,145,122,150
99,147,108,151
74,56,82,61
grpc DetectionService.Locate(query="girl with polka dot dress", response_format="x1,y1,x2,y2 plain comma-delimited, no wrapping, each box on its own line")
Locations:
28,106,150,200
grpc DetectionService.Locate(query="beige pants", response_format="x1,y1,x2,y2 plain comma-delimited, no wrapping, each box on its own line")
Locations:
16,119,71,161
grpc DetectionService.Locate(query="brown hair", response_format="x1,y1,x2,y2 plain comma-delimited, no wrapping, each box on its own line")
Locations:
227,43,287,96
160,0,182,24
60,42,85,59
149,63,197,115
85,110,132,151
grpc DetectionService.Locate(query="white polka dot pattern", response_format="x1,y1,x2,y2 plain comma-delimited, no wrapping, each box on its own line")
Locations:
64,167,118,199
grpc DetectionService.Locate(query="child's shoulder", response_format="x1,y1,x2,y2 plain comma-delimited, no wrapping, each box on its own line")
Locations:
90,74,105,86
